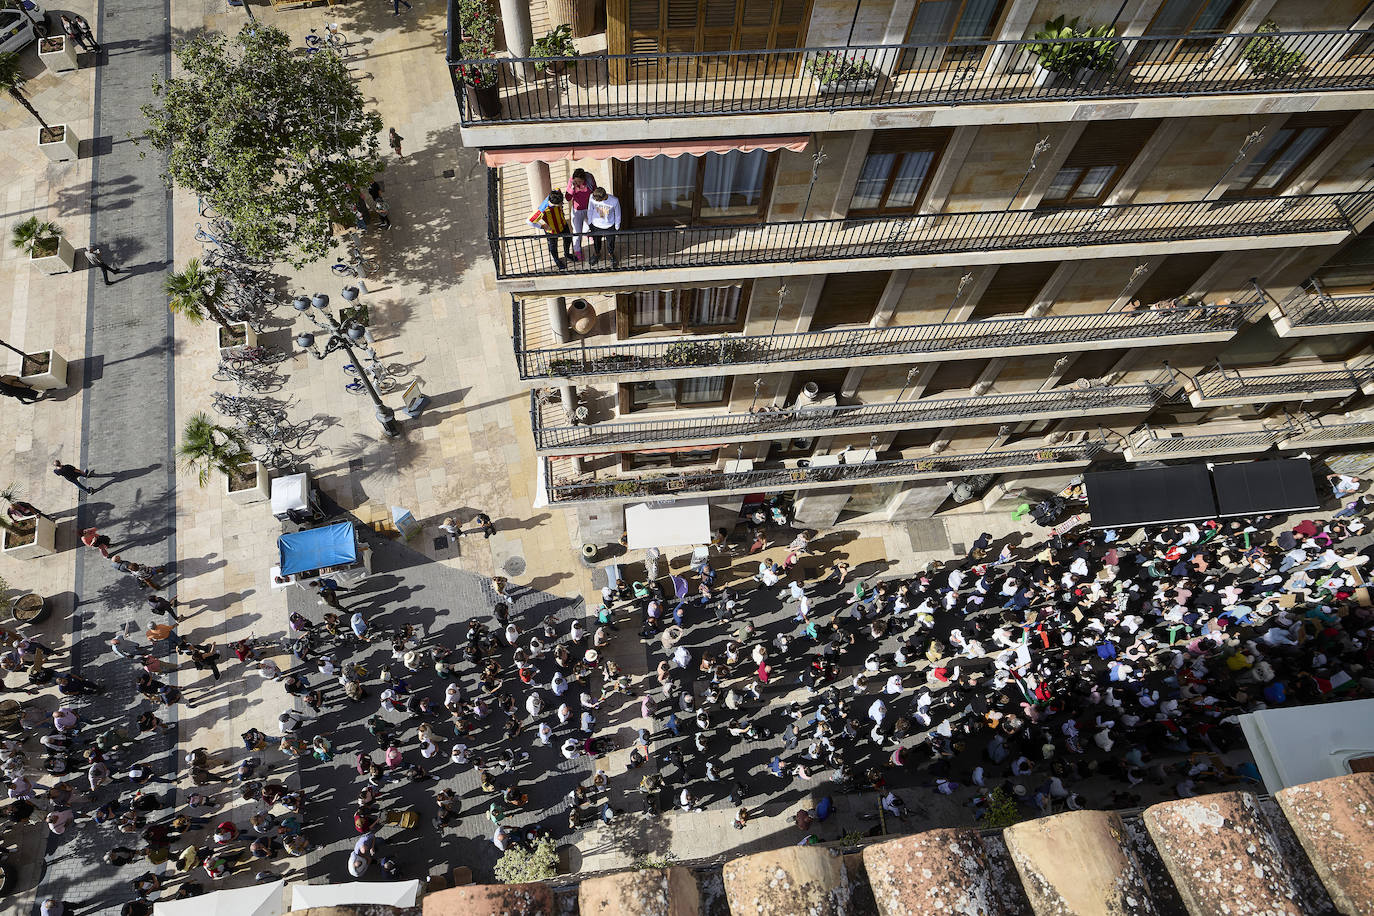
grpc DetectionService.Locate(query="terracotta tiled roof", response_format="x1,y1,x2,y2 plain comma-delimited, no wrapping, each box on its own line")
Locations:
410,773,1374,916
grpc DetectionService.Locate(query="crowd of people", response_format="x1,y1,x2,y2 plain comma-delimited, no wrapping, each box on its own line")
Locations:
7,475,1374,912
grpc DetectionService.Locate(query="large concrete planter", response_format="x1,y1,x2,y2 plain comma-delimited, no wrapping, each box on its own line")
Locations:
225,461,270,505
2,516,56,559
37,125,80,162
29,236,76,275
218,321,257,357
18,350,68,391
38,36,79,72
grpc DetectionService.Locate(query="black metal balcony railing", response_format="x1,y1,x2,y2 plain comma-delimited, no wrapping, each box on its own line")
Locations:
544,442,1104,503
1282,418,1374,445
449,29,1374,125
1190,365,1362,400
514,300,1249,380
532,384,1159,451
1277,283,1374,328
1128,425,1282,456
490,188,1371,281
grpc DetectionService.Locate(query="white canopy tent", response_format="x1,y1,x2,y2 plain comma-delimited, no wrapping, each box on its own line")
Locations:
624,498,712,550
1238,698,1374,793
154,881,284,916
289,879,421,910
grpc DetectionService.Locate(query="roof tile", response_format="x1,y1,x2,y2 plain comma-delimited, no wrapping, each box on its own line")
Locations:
1276,772,1374,916
1005,810,1157,916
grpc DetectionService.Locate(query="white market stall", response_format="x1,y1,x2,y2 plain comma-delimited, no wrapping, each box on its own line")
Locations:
1238,698,1374,793
624,498,712,550
289,879,421,910
154,880,284,916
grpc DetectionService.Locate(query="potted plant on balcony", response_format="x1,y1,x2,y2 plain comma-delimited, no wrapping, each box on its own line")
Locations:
455,0,502,118
11,217,76,275
531,24,577,76
805,50,880,94
1240,20,1305,78
1027,16,1118,86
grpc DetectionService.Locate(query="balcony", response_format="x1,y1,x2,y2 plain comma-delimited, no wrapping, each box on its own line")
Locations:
491,187,1369,289
1185,363,1362,407
1124,424,1282,461
448,29,1374,140
531,384,1160,456
1279,418,1374,449
515,300,1249,383
541,442,1105,505
1271,284,1374,337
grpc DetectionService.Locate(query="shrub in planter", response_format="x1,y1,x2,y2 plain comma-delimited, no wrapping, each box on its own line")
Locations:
11,216,63,260
1241,20,1305,77
1028,16,1118,80
805,50,879,90
493,835,559,883
531,24,577,73
178,412,251,488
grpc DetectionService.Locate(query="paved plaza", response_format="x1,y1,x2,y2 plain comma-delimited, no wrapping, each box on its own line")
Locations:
5,2,1374,915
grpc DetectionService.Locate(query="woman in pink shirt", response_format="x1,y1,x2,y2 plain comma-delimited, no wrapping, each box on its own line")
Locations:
565,168,596,260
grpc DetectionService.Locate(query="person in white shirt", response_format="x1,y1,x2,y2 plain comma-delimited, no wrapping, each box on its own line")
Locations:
587,188,621,266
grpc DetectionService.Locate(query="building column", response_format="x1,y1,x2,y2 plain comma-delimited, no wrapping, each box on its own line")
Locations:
945,267,999,322
985,0,1042,75
1103,120,1186,207
870,270,913,327
1283,111,1374,197
1040,353,1082,391
920,127,979,215
1108,256,1165,310
792,276,827,334
830,130,874,219
498,0,533,56
971,359,1006,396
1207,0,1283,69
1207,113,1290,200
1025,263,1078,317
545,296,571,344
526,160,552,211
1014,123,1087,211
841,367,866,400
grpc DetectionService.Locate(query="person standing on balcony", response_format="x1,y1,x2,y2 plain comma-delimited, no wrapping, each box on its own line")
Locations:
565,168,596,261
529,189,573,270
588,187,621,267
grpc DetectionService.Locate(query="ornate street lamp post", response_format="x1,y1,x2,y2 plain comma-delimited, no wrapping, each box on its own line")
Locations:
292,292,400,438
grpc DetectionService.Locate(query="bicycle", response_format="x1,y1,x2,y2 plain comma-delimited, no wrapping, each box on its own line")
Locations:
257,442,317,471
213,361,282,392
211,392,286,423
303,23,345,53
221,345,285,370
345,373,396,396
343,358,398,393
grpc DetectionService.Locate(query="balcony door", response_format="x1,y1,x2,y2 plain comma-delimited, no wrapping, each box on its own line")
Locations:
619,150,776,226
1222,112,1353,198
901,0,1008,72
1142,0,1244,64
1040,118,1161,208
848,128,952,216
613,0,812,80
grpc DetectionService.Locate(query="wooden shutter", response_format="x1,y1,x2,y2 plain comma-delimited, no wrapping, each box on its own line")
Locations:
1060,119,1162,172
869,127,954,155
813,271,889,330
1130,252,1217,306
974,262,1059,317
619,0,811,54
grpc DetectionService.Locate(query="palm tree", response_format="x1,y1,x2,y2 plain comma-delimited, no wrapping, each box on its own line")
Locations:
178,412,250,488
165,258,233,331
0,52,47,129
11,216,63,258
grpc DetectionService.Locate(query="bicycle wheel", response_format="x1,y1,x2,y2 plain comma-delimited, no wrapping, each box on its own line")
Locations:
332,262,357,277
344,380,367,396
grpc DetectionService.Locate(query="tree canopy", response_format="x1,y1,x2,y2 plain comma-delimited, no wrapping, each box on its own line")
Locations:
141,25,383,267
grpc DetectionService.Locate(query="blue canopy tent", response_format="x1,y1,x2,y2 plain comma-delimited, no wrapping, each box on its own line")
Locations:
278,522,357,577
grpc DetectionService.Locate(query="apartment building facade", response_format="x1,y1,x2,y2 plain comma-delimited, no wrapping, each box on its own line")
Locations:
449,0,1374,545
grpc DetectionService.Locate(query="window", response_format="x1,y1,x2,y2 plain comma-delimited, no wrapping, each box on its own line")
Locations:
849,129,951,215
622,377,732,412
1224,113,1352,197
1041,119,1160,208
620,285,749,334
614,0,811,79
901,0,1008,71
624,448,721,470
1144,0,1244,62
624,150,774,225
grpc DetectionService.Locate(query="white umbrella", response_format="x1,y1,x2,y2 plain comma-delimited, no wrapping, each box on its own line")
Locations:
154,880,284,916
289,879,421,910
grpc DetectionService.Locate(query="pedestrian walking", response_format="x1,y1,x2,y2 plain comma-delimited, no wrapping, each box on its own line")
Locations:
388,128,404,158
60,15,94,52
311,578,343,609
147,594,181,621
392,0,412,14
80,527,112,557
52,460,94,494
373,196,391,229
73,14,100,52
475,512,496,538
85,245,124,285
